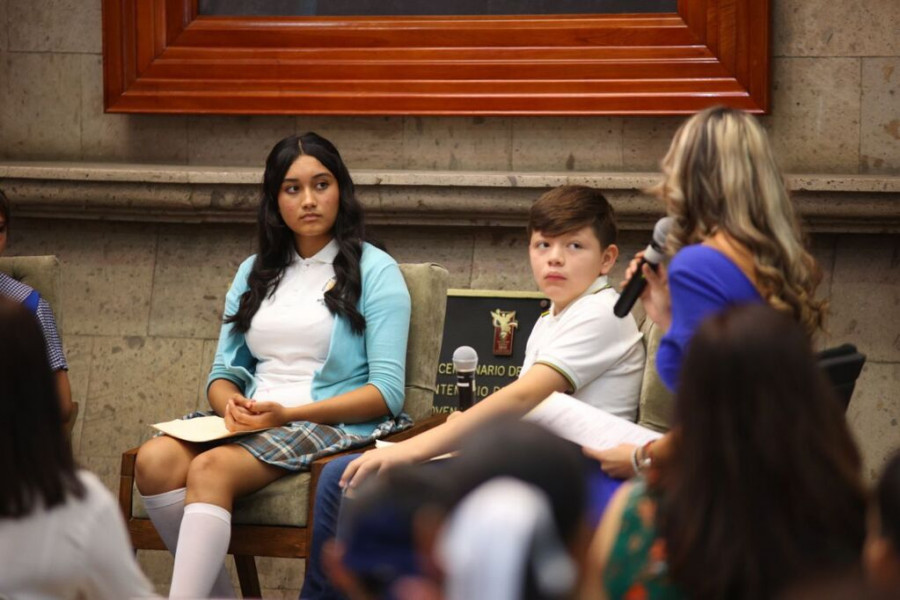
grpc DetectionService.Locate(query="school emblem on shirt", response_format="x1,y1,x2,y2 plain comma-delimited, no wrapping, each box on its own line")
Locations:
490,309,518,356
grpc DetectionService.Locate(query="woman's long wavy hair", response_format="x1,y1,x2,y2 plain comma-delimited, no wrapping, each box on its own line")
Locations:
648,106,826,335
657,304,866,599
226,132,368,334
0,298,84,517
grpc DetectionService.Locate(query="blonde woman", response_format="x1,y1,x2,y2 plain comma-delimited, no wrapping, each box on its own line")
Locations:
593,106,827,478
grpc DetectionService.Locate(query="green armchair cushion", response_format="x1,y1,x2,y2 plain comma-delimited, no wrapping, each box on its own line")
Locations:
636,315,674,434
0,255,63,331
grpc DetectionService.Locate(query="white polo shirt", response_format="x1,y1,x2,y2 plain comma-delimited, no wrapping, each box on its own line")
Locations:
520,276,645,421
245,240,338,407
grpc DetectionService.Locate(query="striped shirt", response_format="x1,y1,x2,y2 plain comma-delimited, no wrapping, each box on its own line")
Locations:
0,272,68,371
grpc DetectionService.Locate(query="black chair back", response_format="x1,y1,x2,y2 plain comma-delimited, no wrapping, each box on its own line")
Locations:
816,343,866,412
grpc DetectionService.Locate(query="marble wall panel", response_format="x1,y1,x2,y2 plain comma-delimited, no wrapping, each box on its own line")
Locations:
188,115,298,166
149,223,254,339
846,362,900,482
137,552,240,596
65,334,94,458
261,588,302,599
0,49,8,159
80,336,205,457
808,234,838,350
8,0,101,54
13,220,158,336
0,0,7,51
2,52,82,160
296,116,405,170
195,340,220,411
621,117,683,172
762,58,861,174
773,0,899,58
402,117,512,170
371,225,475,289
255,557,304,593
77,452,122,499
81,56,189,164
8,220,158,336
470,227,534,291
829,235,900,363
860,58,900,175
511,117,623,172
136,551,174,596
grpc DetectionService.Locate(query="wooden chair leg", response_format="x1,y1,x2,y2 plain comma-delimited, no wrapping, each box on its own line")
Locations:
234,554,261,598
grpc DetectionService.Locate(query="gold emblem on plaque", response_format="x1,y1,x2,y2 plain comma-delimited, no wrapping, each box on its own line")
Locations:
490,309,518,356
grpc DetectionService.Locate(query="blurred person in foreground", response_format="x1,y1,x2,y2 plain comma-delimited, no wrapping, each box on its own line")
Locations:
584,304,867,599
328,420,589,600
0,298,156,599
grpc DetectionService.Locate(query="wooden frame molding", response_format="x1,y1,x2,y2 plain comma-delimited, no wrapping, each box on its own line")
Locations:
102,0,769,115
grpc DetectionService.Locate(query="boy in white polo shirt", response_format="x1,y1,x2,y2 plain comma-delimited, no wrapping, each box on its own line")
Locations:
521,186,645,421
301,185,646,599
342,184,645,483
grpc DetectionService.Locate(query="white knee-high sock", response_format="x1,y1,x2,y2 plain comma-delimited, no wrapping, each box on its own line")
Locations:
169,502,233,598
141,491,234,598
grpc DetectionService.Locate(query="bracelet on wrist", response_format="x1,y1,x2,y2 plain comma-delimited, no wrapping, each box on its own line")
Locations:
630,446,641,476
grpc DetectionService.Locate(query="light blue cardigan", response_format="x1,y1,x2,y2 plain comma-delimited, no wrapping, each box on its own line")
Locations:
207,243,411,437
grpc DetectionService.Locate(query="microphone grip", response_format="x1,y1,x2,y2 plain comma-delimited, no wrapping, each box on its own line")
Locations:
613,258,656,318
456,371,476,410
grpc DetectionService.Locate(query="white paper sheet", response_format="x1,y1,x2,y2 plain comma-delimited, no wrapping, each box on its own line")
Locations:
524,392,662,450
151,416,268,443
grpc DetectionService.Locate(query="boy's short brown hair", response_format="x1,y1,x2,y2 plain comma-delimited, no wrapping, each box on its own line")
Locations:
527,185,617,246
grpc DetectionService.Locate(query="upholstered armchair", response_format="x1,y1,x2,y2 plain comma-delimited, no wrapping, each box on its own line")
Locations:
0,255,79,435
635,315,674,433
118,263,450,597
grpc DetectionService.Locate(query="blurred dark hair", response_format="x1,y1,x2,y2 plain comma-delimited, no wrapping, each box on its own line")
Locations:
527,185,617,247
226,132,369,334
340,420,586,599
450,418,587,546
876,451,900,550
338,464,456,597
658,304,866,599
0,298,84,516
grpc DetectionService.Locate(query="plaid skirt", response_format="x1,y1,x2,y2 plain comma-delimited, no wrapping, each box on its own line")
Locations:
176,410,412,472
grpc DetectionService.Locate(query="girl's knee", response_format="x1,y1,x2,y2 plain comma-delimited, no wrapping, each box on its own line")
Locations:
135,437,189,494
185,448,231,490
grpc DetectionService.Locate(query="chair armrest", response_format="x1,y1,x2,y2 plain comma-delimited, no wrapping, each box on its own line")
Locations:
119,447,140,520
308,413,448,480
383,413,448,443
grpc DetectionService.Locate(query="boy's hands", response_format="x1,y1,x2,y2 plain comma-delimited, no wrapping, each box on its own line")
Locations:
339,444,417,490
622,251,672,331
584,443,639,479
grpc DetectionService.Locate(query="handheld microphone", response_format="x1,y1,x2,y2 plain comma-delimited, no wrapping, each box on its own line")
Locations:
452,346,479,411
613,217,674,318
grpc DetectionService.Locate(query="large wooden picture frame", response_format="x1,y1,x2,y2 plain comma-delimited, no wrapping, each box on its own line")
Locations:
102,0,769,115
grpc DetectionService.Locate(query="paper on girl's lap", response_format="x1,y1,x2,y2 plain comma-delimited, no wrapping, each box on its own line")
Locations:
152,416,269,443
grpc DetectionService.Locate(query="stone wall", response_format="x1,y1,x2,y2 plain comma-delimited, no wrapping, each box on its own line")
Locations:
1,0,898,597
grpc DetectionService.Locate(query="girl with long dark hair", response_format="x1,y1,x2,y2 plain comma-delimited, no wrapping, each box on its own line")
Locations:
587,305,866,599
134,133,411,598
0,298,156,598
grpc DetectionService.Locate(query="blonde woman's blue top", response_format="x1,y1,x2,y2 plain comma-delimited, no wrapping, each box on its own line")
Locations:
207,243,411,437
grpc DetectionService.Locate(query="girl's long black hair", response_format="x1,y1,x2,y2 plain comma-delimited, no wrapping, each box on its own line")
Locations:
0,298,85,517
226,132,368,334
657,304,866,599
